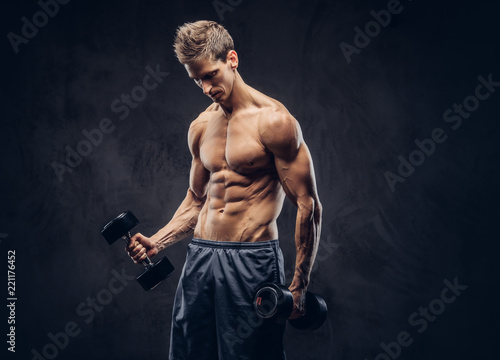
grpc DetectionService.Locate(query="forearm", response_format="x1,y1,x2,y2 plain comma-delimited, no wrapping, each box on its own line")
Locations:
152,189,205,251
289,198,322,292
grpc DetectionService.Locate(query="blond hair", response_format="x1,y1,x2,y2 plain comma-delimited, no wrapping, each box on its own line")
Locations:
173,20,234,65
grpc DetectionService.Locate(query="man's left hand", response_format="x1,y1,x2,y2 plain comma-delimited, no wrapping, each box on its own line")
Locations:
288,288,307,319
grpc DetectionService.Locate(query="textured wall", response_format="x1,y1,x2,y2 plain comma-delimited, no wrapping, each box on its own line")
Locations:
1,0,499,359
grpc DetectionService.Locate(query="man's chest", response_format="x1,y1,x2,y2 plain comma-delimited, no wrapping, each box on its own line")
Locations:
199,115,273,174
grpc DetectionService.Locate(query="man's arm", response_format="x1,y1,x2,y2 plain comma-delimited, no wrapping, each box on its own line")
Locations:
128,118,210,263
260,111,323,319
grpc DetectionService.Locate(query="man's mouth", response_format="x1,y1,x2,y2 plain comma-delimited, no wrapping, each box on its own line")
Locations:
210,91,222,100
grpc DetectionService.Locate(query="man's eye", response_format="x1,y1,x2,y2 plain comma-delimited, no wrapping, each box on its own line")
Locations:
207,71,217,78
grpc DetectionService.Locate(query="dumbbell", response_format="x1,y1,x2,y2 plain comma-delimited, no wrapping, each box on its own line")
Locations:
253,283,327,330
100,211,174,291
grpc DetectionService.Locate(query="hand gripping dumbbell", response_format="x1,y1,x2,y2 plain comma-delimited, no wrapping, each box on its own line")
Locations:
253,283,328,330
101,211,174,291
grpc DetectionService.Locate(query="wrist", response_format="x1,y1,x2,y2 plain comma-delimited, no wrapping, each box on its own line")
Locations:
289,276,308,293
150,234,163,252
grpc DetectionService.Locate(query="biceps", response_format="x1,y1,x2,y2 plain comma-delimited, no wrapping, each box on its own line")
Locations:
189,156,210,199
275,143,319,206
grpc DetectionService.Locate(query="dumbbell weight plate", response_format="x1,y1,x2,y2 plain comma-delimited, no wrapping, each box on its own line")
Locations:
253,283,294,322
289,292,328,330
136,256,175,291
101,211,138,245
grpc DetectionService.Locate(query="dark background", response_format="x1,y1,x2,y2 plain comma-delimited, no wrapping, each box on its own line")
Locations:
1,0,499,359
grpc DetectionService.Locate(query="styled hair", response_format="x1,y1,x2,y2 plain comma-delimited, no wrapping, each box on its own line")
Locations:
173,20,234,65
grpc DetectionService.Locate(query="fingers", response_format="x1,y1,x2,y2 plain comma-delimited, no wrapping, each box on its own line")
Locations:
131,245,146,258
289,304,306,320
132,248,147,264
128,233,142,248
288,289,307,319
125,237,137,251
125,240,147,264
134,249,148,264
125,239,137,253
288,308,304,320
124,233,156,263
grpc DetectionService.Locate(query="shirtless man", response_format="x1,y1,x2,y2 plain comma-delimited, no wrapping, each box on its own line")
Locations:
127,20,322,360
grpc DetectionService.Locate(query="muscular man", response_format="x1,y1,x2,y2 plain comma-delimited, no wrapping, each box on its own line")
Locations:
127,20,322,360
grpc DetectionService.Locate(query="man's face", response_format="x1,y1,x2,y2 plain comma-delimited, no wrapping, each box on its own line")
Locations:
184,52,237,104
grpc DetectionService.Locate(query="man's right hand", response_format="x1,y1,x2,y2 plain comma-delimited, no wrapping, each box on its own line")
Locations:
126,233,158,263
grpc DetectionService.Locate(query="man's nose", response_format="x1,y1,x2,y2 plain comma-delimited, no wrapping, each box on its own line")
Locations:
202,80,211,95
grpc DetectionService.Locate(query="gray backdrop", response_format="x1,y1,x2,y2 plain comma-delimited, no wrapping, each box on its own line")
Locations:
1,0,499,359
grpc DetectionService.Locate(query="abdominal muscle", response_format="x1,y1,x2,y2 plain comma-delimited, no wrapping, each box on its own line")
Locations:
193,168,285,242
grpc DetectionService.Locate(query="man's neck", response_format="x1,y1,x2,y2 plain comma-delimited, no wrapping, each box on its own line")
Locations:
219,71,253,118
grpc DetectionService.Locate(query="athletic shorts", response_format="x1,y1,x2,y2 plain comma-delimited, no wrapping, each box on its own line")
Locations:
169,238,287,360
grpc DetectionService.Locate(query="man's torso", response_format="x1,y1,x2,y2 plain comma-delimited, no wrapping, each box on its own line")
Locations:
192,91,289,242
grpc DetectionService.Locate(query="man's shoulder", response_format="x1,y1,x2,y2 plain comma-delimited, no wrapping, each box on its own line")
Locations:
251,92,302,156
251,91,296,129
258,100,299,139
187,103,221,150
189,103,218,132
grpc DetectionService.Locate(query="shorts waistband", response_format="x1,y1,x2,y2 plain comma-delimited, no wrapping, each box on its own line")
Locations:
191,238,279,249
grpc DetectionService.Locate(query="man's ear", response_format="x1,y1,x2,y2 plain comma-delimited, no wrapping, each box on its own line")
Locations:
226,50,239,70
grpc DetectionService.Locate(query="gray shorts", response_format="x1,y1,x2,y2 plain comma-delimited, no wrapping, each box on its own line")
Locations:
169,238,287,360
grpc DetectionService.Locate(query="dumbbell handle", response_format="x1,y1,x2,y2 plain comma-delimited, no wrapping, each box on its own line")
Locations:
123,232,154,269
